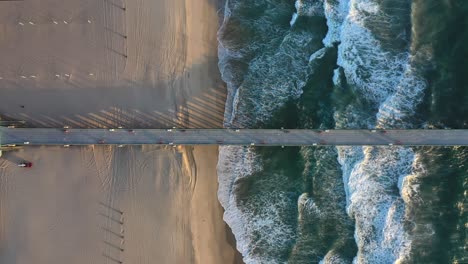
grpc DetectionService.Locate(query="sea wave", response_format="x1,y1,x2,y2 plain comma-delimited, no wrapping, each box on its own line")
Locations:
337,8,409,104
218,0,326,127
217,0,431,263
334,0,430,263
375,65,426,128
217,146,302,263
323,0,349,47
217,145,265,262
337,146,414,263
290,0,324,26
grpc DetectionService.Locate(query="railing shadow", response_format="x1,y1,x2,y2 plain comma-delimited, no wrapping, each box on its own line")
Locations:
0,57,227,129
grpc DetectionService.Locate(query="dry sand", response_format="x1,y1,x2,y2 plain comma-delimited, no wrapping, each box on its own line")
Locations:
0,0,241,263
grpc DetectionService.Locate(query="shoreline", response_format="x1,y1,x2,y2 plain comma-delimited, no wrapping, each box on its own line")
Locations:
0,0,242,262
183,0,243,262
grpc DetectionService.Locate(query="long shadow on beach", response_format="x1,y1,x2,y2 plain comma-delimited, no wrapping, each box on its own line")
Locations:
0,58,226,129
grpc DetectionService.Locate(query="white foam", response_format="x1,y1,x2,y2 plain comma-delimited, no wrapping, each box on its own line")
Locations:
336,146,364,209
399,154,425,204
217,3,321,259
296,0,325,17
218,146,302,263
217,2,241,127
337,146,414,263
218,1,320,126
298,193,322,218
319,251,349,264
227,88,240,126
217,146,260,262
332,67,342,86
397,154,436,258
333,10,429,263
323,0,350,46
337,0,410,104
376,65,426,128
309,47,327,62
218,46,242,127
218,146,295,263
292,0,326,26
331,1,430,260
217,145,261,209
216,0,430,262
231,30,317,125
356,0,379,14
290,13,299,26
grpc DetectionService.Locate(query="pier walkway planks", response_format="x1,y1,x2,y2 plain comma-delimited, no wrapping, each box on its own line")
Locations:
1,128,468,146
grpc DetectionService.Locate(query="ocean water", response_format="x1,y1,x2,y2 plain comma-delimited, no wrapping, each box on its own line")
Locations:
216,0,467,263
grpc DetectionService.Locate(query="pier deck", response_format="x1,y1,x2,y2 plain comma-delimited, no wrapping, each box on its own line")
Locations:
1,128,468,146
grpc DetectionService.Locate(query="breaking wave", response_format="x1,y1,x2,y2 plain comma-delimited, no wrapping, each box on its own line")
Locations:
214,0,467,263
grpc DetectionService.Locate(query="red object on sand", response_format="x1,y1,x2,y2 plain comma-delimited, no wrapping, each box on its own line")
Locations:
18,162,33,168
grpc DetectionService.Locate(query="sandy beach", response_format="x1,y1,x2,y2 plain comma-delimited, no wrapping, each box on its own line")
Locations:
0,0,241,263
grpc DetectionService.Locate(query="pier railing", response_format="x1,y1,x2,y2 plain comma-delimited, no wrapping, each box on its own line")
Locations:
1,128,468,146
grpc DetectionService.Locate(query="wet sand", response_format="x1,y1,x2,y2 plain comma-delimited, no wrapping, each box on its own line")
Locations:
0,0,241,263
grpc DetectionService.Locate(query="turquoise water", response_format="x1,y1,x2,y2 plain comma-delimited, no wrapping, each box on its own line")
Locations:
216,0,467,263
